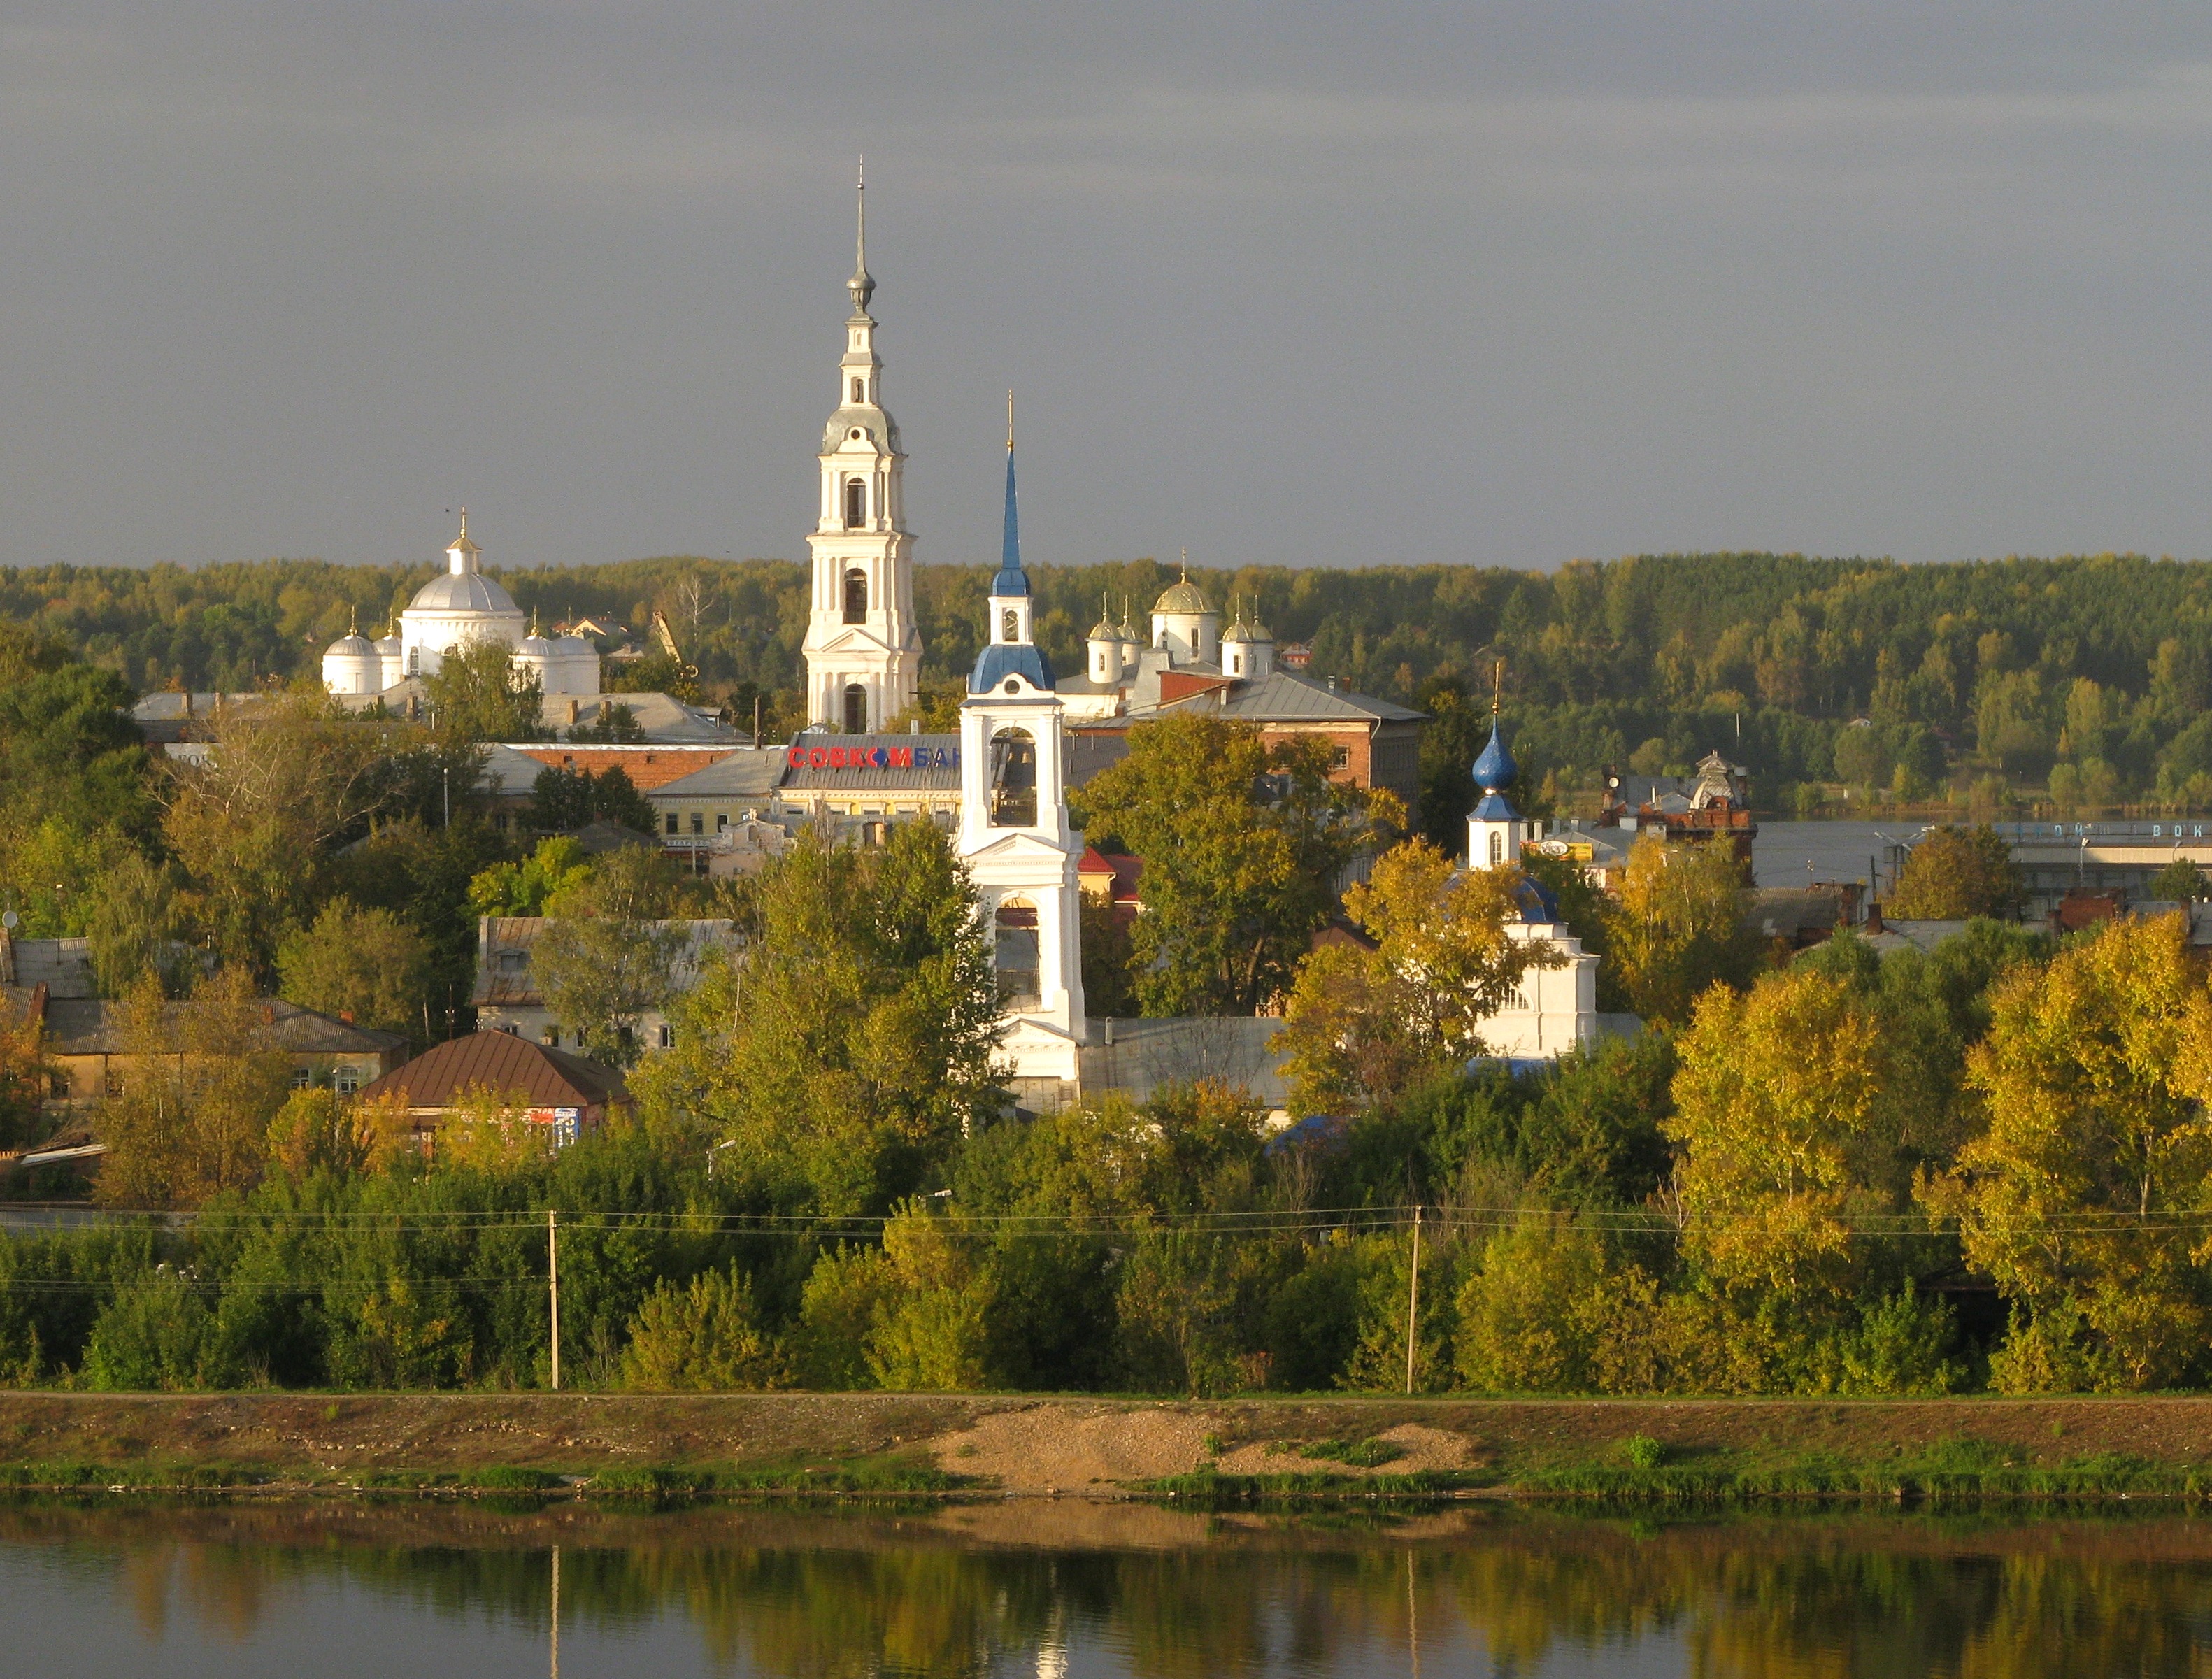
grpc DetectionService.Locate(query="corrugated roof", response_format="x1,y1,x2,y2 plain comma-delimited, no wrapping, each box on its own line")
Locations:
647,749,787,802
1065,731,1131,787
44,999,406,1059
1204,671,1425,723
504,744,741,792
780,732,962,792
1077,1017,1292,1111
0,936,94,1000
473,917,740,1008
477,743,551,798
358,1031,628,1110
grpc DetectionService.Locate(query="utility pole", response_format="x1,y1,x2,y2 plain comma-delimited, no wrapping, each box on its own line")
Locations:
1405,1205,1422,1396
548,1209,562,1392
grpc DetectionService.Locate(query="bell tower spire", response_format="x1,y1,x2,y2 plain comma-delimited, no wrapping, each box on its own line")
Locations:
801,168,920,733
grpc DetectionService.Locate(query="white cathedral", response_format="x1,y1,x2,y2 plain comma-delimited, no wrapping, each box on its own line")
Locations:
319,513,604,715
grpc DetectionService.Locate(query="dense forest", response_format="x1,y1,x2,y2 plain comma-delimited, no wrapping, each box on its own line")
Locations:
10,549,2212,815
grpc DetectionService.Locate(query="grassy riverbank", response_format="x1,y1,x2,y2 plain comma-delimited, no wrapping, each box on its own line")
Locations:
1,1393,2210,1501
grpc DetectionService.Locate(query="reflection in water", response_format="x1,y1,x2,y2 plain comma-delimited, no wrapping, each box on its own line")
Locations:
3,1500,2211,1678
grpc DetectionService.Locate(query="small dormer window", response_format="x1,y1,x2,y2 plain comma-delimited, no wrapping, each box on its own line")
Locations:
1001,608,1018,643
1004,679,1018,694
849,429,862,441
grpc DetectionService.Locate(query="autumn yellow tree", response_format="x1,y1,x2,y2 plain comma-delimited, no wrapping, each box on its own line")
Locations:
1888,824,2024,920
1273,839,1558,1114
1928,913,2212,1391
96,966,292,1208
1601,834,1756,1024
1667,968,1890,1305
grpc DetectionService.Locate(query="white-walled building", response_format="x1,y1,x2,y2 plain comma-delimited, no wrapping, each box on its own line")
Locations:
957,438,1087,1105
318,515,608,722
1462,710,1612,1062
799,182,922,735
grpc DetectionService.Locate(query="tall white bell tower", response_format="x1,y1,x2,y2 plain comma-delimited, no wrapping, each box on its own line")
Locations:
802,171,922,732
957,415,1086,1099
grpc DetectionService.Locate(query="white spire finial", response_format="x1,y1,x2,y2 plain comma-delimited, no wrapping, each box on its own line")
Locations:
1007,388,1015,452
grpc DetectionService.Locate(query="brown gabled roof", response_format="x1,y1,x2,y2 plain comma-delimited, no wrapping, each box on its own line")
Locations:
358,1030,628,1112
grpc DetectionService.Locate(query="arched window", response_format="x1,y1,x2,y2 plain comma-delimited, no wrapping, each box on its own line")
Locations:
1488,831,1505,866
843,568,868,623
994,897,1041,1008
844,683,868,736
406,646,420,676
844,478,867,529
1001,607,1019,644
851,376,864,403
989,727,1038,827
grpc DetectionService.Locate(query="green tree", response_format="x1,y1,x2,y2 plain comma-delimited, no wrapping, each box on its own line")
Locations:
1075,714,1397,1015
864,1201,997,1391
1078,894,1139,1018
527,764,655,834
532,848,689,1067
0,987,52,1150
1601,834,1757,1024
424,640,544,743
633,822,1002,1216
275,898,434,1036
159,693,428,978
1888,824,2025,920
94,967,293,1210
467,835,590,917
2148,857,2209,902
620,1265,785,1390
85,852,195,998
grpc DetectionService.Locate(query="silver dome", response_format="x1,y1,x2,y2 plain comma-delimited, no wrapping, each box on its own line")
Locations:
407,571,520,615
324,632,376,657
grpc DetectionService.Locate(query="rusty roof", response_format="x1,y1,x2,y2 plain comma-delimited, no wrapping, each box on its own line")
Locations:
358,1031,629,1111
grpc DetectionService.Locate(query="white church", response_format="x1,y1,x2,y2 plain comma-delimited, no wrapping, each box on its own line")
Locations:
320,514,604,715
331,182,1607,1101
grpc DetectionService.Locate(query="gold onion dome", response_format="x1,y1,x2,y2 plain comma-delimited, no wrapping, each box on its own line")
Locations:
1153,575,1211,615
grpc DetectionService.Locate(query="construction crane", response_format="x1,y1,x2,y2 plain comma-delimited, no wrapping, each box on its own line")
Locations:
649,609,700,695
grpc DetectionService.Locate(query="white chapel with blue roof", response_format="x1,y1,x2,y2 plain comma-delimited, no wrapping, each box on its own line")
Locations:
1463,708,1610,1063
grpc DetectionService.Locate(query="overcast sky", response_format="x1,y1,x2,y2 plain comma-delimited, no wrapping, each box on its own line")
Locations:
5,3,2212,575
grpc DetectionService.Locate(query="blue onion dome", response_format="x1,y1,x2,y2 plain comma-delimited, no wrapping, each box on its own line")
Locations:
1471,718,1516,792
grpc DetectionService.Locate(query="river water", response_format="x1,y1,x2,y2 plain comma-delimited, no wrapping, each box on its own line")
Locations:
8,1499,2211,1677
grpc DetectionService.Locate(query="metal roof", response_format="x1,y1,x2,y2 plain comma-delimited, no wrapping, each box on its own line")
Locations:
473,916,739,1008
1077,1016,1291,1111
1132,668,1424,721
358,1030,628,1111
0,936,94,999
646,750,787,802
780,732,962,792
44,999,406,1059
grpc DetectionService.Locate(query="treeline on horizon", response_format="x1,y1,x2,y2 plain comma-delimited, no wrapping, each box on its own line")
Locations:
17,548,2212,814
